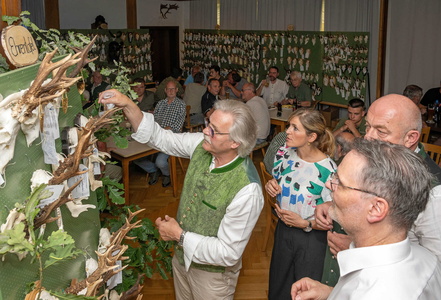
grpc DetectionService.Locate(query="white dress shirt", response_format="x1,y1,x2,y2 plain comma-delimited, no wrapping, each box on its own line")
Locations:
132,112,264,271
329,238,441,300
259,78,289,106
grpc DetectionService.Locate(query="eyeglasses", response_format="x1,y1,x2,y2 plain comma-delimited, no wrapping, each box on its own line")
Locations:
207,124,230,138
329,172,381,198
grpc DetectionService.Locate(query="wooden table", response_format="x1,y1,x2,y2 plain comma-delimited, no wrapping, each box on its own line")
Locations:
269,107,292,133
108,139,177,204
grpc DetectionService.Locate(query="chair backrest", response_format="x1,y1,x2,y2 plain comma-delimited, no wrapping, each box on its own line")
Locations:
259,162,278,210
420,126,430,143
422,142,441,165
185,105,191,128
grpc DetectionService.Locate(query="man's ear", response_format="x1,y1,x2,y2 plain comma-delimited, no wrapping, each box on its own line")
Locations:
367,197,389,224
404,130,419,148
231,141,240,150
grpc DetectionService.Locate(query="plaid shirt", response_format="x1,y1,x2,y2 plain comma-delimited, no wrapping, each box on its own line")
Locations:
153,97,186,133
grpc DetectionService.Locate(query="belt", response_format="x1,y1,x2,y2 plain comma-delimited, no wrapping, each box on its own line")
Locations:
189,113,196,116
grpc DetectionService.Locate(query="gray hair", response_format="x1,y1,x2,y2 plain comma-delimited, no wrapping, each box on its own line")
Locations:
290,71,302,79
335,134,354,157
352,139,433,230
403,84,423,102
214,100,257,157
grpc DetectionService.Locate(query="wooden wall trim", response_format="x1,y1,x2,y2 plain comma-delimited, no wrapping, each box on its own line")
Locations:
127,0,137,29
45,0,60,29
1,0,21,30
376,0,388,98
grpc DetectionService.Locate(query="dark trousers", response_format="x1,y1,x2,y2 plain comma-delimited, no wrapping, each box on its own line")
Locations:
268,221,327,300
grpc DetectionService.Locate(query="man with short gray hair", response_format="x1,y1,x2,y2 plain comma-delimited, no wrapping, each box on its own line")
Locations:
99,92,264,299
316,94,441,262
292,139,441,300
241,82,270,144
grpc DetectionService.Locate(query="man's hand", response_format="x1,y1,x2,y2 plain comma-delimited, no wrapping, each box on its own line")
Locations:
99,89,144,131
291,277,333,300
327,231,352,255
155,215,182,242
344,119,357,132
315,202,333,230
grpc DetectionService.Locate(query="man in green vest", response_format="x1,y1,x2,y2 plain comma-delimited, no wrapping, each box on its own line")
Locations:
100,90,264,300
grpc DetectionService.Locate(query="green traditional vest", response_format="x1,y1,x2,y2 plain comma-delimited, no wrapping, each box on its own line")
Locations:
175,141,260,272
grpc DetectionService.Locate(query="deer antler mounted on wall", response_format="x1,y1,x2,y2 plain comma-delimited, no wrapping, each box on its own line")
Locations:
160,3,179,19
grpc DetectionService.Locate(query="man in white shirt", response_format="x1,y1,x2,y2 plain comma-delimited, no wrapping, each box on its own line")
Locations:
241,83,270,144
292,139,441,300
315,94,441,261
256,66,289,107
100,91,263,300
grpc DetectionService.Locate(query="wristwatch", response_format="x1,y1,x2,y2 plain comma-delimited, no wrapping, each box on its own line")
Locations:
303,220,313,233
178,230,187,247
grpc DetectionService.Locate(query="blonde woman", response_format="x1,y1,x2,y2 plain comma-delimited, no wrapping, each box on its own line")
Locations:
265,108,336,300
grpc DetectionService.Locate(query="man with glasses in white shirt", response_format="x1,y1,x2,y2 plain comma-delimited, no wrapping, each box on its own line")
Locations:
291,139,441,300
100,92,263,300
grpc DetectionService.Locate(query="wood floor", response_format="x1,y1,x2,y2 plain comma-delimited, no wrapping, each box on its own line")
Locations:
127,152,273,300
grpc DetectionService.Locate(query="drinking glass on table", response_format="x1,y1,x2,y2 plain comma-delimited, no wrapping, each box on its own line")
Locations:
427,104,435,124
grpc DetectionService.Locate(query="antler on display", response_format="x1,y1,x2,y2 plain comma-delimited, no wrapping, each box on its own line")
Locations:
14,49,82,121
65,208,145,297
68,35,98,78
49,108,119,185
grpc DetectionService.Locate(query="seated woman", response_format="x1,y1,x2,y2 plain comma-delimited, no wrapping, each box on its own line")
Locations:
265,108,336,300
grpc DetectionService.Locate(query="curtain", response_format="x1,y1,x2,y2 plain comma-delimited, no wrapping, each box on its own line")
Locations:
189,0,218,29
256,0,322,31
219,0,257,30
385,0,441,95
21,0,46,29
325,0,380,104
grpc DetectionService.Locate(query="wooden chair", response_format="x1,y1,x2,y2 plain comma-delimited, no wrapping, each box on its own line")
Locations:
422,142,441,165
184,105,204,132
250,141,269,160
420,126,430,143
259,162,279,251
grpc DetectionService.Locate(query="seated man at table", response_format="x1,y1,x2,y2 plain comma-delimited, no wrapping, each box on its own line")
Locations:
135,81,186,187
241,83,270,144
201,78,221,119
99,93,263,299
220,71,248,99
183,72,206,125
132,77,155,112
281,71,312,107
256,66,289,107
207,65,224,86
332,98,366,138
183,64,203,88
292,139,441,300
155,68,185,102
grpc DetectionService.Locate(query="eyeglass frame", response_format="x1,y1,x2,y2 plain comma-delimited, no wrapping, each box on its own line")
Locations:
206,123,230,138
329,172,382,198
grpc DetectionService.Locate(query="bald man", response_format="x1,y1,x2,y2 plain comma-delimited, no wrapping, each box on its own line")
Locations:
316,94,441,261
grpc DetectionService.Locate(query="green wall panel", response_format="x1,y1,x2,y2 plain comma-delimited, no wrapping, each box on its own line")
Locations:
0,60,100,299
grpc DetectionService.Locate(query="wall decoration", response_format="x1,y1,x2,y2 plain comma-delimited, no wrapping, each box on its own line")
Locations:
60,29,152,83
160,3,179,19
183,29,369,106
